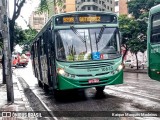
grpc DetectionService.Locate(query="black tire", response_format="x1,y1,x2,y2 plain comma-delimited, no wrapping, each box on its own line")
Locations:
96,86,105,92
54,89,61,100
38,80,43,87
142,65,144,69
43,84,49,92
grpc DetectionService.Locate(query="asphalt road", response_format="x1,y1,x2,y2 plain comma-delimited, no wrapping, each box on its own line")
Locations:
13,61,160,120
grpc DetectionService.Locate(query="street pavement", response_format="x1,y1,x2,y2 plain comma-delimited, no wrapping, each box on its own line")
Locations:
124,68,147,73
0,69,33,120
0,63,151,120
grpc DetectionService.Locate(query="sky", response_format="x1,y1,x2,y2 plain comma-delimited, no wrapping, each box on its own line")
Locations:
9,0,40,29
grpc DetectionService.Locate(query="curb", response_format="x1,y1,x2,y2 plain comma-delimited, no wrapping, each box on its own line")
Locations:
17,77,58,120
13,75,33,111
124,69,147,74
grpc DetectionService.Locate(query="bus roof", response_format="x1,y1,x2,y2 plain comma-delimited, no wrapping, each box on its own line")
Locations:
150,4,160,15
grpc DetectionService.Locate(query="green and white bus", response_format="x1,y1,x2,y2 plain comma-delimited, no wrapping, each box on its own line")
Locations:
31,11,123,94
147,4,160,81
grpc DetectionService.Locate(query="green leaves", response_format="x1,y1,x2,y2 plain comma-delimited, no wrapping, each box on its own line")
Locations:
128,0,160,19
14,25,38,52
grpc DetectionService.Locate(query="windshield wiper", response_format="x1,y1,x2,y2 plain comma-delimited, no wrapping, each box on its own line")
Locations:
96,25,106,43
70,26,88,53
70,26,86,43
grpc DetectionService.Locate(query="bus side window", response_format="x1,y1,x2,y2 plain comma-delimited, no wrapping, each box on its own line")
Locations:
152,13,160,43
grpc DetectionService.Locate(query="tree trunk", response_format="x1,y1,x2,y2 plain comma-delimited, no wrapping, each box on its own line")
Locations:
9,20,15,53
135,53,139,70
2,54,6,84
122,48,128,62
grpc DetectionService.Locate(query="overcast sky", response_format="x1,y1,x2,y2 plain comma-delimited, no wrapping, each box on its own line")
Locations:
9,0,40,29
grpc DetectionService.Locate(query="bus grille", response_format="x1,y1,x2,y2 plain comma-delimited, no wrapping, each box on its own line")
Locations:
69,61,114,69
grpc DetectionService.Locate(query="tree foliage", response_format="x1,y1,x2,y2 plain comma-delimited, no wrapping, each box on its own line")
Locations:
9,0,27,52
119,15,147,69
14,25,38,52
122,0,159,69
128,0,160,19
37,0,64,15
119,15,139,60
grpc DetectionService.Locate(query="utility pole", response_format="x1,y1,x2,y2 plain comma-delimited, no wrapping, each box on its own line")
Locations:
0,0,14,102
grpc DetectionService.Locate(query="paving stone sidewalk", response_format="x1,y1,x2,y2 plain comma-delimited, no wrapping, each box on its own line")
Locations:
0,69,33,120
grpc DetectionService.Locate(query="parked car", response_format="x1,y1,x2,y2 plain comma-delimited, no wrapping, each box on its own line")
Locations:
124,60,132,68
130,61,142,68
141,61,147,69
18,54,29,67
12,54,29,68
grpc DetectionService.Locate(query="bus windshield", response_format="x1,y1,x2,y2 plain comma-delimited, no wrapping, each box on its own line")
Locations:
56,27,121,61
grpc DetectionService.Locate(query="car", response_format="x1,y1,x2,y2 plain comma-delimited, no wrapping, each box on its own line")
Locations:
18,54,29,67
130,61,142,68
141,61,147,69
124,60,132,68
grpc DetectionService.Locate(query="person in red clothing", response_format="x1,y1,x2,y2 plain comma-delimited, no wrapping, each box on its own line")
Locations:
17,53,21,63
12,56,18,67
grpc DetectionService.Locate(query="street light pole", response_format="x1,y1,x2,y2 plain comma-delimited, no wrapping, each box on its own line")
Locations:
0,0,14,102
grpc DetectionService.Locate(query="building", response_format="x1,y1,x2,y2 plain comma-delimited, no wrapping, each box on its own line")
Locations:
63,0,76,12
55,0,76,14
76,0,115,12
29,12,48,32
115,0,130,15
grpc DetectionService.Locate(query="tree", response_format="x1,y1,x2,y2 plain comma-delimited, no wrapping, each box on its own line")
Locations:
128,0,160,19
37,0,64,16
14,27,37,45
119,15,147,69
119,15,139,61
9,0,27,52
126,0,158,69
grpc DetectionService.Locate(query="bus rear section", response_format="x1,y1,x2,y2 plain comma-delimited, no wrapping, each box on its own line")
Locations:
148,5,160,81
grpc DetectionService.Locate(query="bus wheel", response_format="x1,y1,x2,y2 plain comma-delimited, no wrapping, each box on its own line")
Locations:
96,86,105,92
43,84,49,92
38,80,43,87
53,89,60,100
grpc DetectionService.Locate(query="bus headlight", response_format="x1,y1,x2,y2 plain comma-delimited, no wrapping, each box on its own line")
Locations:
57,68,65,75
57,68,75,78
111,64,124,75
117,64,123,71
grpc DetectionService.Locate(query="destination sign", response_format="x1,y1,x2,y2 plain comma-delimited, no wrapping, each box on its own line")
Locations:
55,14,117,25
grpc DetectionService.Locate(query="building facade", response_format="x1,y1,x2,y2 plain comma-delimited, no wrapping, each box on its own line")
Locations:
55,0,76,14
76,0,115,12
29,12,48,32
115,0,130,15
63,0,76,12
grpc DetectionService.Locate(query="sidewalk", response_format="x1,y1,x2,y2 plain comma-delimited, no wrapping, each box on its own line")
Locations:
0,69,32,120
124,68,147,74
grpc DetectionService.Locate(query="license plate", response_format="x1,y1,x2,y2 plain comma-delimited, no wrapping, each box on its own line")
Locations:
88,78,99,83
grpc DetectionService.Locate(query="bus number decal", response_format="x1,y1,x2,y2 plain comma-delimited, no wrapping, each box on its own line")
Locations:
101,66,113,71
63,17,75,23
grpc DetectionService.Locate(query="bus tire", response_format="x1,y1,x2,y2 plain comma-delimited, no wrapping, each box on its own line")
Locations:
96,86,105,92
43,84,49,92
54,89,61,100
38,80,43,87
